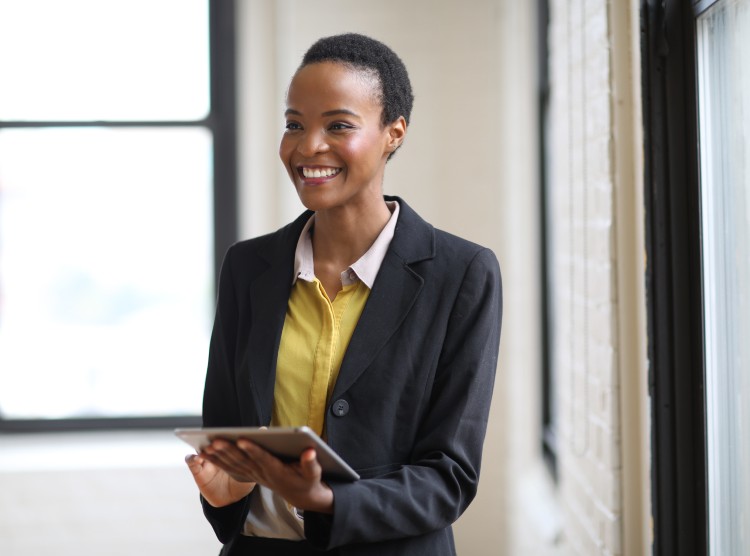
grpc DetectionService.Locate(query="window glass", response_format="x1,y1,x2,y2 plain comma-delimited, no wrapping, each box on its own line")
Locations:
0,127,213,419
696,0,750,552
0,0,209,121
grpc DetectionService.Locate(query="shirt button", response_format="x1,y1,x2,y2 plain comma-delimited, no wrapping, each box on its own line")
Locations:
331,399,350,417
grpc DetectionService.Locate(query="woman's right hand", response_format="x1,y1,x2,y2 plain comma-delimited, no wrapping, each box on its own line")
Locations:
185,452,256,508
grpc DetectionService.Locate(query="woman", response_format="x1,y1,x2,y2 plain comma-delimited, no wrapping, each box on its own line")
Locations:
186,33,502,556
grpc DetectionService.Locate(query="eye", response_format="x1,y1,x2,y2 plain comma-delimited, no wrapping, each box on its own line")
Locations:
329,122,355,131
285,121,302,131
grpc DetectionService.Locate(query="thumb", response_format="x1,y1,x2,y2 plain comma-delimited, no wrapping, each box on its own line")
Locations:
185,453,205,476
300,448,322,480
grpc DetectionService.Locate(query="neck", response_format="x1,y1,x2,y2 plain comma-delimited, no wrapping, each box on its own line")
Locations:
312,198,392,268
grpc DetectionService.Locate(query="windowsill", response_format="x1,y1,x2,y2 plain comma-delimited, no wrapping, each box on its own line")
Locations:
0,430,193,473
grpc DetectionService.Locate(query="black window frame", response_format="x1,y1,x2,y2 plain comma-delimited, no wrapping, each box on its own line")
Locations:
537,0,557,479
641,0,715,554
0,0,237,433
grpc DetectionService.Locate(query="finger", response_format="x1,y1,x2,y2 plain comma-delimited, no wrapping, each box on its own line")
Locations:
185,454,204,475
236,440,283,469
235,438,258,452
203,452,253,480
235,441,288,486
202,452,258,484
205,440,268,484
235,441,276,474
208,438,244,456
235,439,270,460
207,440,252,469
299,448,322,480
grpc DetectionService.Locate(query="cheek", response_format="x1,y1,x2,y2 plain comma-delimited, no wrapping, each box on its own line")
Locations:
339,135,384,167
278,138,298,182
279,136,293,163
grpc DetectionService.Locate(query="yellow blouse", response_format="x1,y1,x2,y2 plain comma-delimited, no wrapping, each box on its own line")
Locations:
272,278,370,436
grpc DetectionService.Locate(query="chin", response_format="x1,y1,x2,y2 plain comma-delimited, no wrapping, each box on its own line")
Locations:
295,190,331,212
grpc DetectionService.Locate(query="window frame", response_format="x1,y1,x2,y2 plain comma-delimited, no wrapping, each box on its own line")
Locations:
642,0,711,553
537,0,557,478
0,0,237,433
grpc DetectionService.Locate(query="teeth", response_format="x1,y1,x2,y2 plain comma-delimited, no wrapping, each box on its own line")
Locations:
302,167,340,179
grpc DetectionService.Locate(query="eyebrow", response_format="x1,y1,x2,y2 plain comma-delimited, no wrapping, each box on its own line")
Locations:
284,108,361,118
322,109,360,118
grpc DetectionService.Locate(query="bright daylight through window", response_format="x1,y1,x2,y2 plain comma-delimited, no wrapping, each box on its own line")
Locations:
697,0,750,552
0,0,214,422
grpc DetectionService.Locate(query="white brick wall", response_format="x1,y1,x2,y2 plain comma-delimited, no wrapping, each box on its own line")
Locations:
547,0,626,554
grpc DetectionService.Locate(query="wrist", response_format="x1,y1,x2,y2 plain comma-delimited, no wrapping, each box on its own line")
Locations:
307,484,334,514
229,479,256,499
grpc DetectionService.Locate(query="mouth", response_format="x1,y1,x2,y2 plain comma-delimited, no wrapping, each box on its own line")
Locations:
298,166,342,180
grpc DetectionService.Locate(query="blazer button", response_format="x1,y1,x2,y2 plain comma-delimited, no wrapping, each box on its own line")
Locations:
331,399,349,417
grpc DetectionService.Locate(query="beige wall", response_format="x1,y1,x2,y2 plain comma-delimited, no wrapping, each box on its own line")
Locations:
239,0,510,247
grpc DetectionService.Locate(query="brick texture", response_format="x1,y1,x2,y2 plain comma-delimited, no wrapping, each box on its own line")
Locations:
548,0,623,554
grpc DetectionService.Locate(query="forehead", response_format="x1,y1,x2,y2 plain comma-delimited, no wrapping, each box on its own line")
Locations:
286,61,382,113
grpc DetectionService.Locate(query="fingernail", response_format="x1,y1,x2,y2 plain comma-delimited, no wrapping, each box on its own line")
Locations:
238,440,254,451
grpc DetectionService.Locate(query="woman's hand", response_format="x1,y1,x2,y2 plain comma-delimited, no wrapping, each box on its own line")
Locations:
184,448,256,508
201,438,334,514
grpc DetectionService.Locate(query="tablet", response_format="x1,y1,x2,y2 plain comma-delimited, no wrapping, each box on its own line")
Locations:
174,426,359,481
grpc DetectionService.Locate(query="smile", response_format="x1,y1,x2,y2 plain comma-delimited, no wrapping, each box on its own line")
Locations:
300,166,342,179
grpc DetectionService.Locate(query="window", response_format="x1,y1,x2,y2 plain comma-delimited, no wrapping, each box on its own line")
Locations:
644,0,750,553
696,0,750,552
0,0,237,430
537,0,557,476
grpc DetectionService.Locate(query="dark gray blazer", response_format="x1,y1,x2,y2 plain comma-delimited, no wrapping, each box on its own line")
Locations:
201,196,502,555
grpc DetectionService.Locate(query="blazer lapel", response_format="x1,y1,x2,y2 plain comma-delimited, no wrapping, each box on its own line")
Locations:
246,212,311,425
332,198,435,399
241,199,434,418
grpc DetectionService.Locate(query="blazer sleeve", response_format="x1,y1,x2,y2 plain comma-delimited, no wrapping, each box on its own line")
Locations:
305,247,503,549
199,244,253,543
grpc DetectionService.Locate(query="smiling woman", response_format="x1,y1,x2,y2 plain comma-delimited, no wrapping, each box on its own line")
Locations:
278,61,405,299
185,33,503,556
280,65,403,203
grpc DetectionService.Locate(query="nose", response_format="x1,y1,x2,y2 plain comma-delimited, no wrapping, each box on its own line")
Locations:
296,130,329,157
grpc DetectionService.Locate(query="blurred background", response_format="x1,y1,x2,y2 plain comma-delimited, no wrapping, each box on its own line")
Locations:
2,0,749,555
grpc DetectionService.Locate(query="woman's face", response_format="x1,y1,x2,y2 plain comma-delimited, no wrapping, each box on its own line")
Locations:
279,61,404,213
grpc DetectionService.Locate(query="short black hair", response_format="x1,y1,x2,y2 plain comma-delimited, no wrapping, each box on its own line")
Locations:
300,33,414,128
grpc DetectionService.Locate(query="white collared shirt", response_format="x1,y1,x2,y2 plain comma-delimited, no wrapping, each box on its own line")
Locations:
293,201,400,288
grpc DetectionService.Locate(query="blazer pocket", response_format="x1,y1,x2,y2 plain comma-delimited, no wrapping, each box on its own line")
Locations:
355,462,402,479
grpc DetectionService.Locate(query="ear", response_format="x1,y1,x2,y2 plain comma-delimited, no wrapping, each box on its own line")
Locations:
386,116,407,152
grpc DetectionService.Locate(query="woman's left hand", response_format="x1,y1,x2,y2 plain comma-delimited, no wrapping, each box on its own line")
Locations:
202,439,334,514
